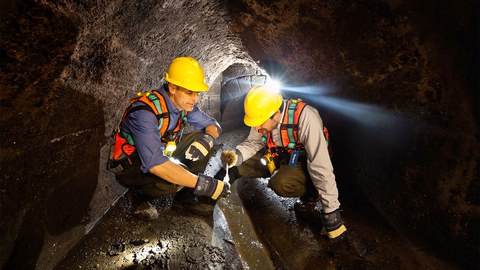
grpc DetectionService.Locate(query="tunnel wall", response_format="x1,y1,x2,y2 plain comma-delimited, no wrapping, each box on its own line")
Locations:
226,0,479,268
220,63,268,132
0,0,254,269
1,0,478,269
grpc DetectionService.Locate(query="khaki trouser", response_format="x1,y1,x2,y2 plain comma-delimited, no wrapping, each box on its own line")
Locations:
116,132,212,199
236,151,318,200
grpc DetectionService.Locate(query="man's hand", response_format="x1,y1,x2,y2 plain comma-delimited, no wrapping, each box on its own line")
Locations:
320,209,347,240
185,134,215,161
193,173,231,200
221,149,238,168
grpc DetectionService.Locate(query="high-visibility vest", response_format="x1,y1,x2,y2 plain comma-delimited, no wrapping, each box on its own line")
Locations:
263,98,331,155
112,90,187,161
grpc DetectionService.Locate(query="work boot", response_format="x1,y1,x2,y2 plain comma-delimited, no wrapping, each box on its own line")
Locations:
294,200,316,212
132,201,159,221
293,195,318,212
126,189,159,221
172,189,215,216
187,198,215,216
320,209,347,240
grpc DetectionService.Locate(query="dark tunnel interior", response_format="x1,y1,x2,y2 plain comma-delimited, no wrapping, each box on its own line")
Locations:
0,0,478,269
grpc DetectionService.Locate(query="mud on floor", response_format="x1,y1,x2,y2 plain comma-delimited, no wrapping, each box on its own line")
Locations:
54,194,246,270
54,128,465,270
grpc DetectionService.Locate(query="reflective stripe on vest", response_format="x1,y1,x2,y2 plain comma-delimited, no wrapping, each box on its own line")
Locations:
264,98,330,154
281,99,306,150
264,99,306,153
113,90,187,160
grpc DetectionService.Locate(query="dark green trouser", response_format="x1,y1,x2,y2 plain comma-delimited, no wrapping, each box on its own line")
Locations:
116,132,212,199
236,151,317,200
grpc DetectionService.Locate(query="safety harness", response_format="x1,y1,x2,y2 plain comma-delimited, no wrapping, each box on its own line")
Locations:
260,98,332,203
108,90,187,174
262,99,331,169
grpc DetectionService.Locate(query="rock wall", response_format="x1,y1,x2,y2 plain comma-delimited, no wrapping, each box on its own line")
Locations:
0,0,478,269
0,0,252,269
226,0,479,268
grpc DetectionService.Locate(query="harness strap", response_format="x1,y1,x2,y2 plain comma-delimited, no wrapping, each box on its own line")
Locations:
286,100,298,149
116,89,189,149
173,110,188,133
265,98,307,154
264,98,332,160
145,91,170,135
181,110,188,124
108,150,139,174
280,99,306,150
119,105,155,146
147,93,164,131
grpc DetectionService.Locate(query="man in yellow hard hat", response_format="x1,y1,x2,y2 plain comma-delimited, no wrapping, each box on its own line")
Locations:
108,57,229,220
219,85,346,240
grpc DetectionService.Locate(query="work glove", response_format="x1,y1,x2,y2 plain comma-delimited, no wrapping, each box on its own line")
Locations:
185,133,215,161
320,209,347,240
220,149,239,168
193,173,231,200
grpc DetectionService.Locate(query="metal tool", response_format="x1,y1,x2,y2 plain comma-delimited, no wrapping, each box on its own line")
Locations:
224,165,230,183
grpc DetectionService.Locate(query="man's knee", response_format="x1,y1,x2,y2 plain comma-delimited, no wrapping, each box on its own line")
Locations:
268,176,305,197
140,182,180,198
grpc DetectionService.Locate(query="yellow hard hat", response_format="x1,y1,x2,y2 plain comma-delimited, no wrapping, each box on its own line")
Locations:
244,85,283,127
165,57,208,92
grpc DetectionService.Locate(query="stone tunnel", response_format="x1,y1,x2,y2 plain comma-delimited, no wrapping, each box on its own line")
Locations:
0,0,478,269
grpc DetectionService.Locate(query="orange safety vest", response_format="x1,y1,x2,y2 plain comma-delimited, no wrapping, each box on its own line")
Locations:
263,98,331,156
112,90,187,161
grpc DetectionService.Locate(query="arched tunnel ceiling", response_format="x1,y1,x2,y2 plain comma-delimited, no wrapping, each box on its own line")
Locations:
0,0,478,269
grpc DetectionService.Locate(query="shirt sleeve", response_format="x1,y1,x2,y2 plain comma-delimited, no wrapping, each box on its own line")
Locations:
297,105,340,212
186,106,222,133
236,127,265,161
121,108,169,173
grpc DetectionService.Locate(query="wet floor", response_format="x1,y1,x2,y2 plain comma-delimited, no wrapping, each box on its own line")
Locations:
54,129,463,269
54,191,270,270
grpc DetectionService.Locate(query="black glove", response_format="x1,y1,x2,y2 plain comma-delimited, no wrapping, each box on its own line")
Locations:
193,173,231,200
185,134,215,161
320,209,347,240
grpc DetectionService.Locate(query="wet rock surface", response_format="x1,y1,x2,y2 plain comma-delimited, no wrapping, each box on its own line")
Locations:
226,1,479,268
54,194,242,270
55,131,271,270
55,129,462,269
54,180,460,270
1,1,251,268
237,178,460,270
1,0,478,269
